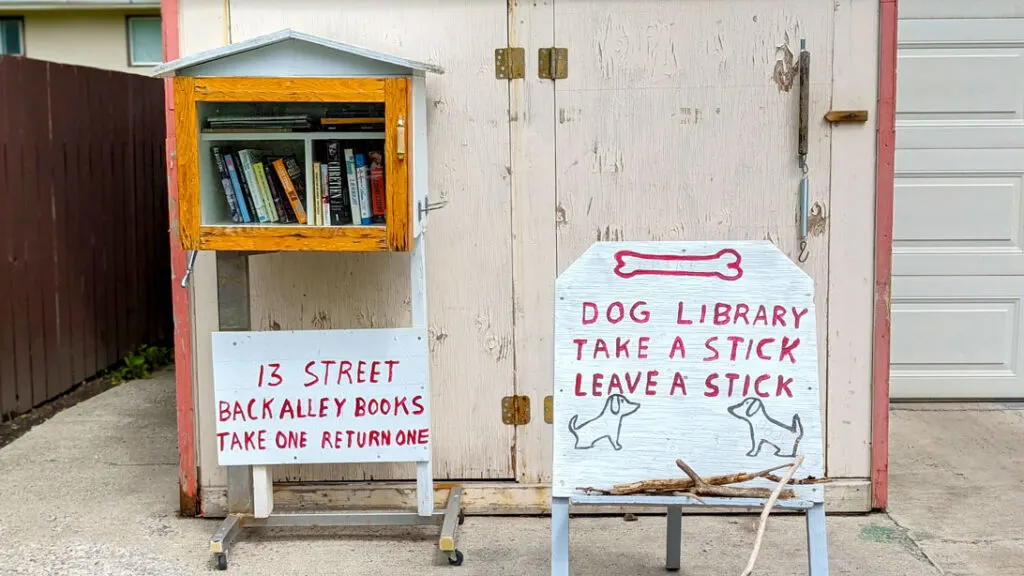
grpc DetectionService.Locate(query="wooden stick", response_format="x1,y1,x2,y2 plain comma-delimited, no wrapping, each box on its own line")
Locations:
740,455,805,576
763,473,829,485
674,458,795,500
609,463,799,495
701,463,793,486
675,459,704,485
608,478,695,495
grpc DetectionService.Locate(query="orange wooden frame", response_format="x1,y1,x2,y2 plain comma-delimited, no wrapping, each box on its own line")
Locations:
173,76,412,252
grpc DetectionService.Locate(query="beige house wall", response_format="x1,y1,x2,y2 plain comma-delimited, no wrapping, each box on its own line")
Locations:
0,9,160,74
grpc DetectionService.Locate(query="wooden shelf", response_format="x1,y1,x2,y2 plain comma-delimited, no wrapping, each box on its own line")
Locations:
197,224,388,252
200,131,386,142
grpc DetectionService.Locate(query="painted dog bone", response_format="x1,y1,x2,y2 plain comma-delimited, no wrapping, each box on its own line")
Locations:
612,248,744,281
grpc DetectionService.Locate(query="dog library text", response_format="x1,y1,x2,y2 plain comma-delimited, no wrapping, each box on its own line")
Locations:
568,299,811,400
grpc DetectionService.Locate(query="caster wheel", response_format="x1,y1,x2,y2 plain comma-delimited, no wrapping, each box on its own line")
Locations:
457,510,465,526
447,550,464,566
216,552,228,571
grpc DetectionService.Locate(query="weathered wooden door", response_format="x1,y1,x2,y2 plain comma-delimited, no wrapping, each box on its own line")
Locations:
511,0,839,483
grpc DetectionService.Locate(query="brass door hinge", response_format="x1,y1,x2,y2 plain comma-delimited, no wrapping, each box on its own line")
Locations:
495,47,525,79
538,47,568,80
543,395,553,424
501,395,531,425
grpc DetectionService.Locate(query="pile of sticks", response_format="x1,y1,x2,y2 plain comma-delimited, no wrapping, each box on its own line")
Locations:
586,459,828,501
581,456,828,576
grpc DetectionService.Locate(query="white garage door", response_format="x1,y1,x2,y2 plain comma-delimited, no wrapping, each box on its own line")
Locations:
891,1,1024,399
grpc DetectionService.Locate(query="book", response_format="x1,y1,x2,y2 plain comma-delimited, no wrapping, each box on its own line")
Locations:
229,151,259,222
325,141,351,226
263,158,296,223
221,153,251,223
250,155,283,223
368,150,386,224
320,161,330,226
354,154,373,225
312,162,322,225
237,149,270,222
206,114,312,131
321,163,331,226
210,146,241,223
271,156,308,225
343,148,362,226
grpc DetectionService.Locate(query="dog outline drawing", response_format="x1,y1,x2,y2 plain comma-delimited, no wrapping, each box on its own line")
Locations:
568,394,641,451
727,397,804,458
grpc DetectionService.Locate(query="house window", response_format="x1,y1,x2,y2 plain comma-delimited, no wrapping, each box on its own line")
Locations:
127,16,162,66
0,17,24,56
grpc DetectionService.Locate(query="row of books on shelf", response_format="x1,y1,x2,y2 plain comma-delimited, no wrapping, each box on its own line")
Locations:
211,147,306,225
209,142,386,227
311,141,386,227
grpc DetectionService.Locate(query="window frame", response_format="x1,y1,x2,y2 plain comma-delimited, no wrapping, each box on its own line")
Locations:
125,14,162,67
0,16,25,57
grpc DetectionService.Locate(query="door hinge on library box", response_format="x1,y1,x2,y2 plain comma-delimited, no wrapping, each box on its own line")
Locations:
538,47,568,80
501,395,531,425
494,47,526,79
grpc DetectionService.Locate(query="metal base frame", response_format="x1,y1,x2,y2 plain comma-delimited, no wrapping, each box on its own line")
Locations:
552,495,828,576
208,246,460,571
210,486,465,570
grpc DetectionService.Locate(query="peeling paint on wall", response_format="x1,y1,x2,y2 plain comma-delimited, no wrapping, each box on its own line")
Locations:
595,226,624,242
773,33,799,92
677,107,702,125
808,202,828,236
555,204,568,226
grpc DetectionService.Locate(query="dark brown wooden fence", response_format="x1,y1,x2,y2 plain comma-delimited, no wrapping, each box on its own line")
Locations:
0,56,171,420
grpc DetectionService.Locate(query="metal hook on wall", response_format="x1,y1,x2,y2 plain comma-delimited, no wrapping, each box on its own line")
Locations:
796,38,810,265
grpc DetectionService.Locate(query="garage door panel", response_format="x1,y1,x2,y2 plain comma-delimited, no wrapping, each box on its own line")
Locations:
898,126,1024,150
897,148,1024,172
897,19,1024,150
898,50,1024,121
894,156,1024,276
891,276,1024,399
900,18,1024,44
895,177,1020,243
901,1,1024,20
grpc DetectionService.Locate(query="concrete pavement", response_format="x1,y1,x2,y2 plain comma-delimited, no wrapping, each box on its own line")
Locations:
0,368,1019,575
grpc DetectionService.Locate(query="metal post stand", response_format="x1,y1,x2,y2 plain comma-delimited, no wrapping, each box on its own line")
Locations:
552,495,829,576
207,246,464,570
210,486,465,570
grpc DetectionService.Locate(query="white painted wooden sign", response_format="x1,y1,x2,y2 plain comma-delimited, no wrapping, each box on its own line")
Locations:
552,240,824,501
212,328,430,467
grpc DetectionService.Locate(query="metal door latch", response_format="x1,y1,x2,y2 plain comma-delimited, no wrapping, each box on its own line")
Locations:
181,250,198,288
417,195,449,223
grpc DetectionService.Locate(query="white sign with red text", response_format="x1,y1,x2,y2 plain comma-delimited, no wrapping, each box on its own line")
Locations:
212,328,430,467
552,241,824,501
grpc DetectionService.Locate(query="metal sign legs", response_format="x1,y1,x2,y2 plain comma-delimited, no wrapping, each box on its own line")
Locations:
207,249,464,570
551,495,829,576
